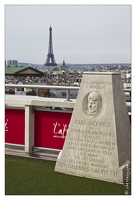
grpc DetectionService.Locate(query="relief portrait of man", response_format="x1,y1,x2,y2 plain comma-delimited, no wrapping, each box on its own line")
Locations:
85,91,102,116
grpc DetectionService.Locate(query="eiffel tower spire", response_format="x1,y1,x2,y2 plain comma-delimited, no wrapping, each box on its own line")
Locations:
44,26,57,66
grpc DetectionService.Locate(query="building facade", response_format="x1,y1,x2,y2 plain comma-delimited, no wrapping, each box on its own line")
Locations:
6,60,18,66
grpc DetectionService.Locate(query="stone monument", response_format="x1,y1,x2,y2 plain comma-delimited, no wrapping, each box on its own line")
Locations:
54,72,131,184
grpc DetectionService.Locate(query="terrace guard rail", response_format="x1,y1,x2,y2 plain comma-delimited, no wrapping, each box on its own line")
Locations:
5,84,131,161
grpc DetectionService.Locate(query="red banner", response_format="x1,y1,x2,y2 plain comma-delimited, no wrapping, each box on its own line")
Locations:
5,109,25,145
34,111,72,149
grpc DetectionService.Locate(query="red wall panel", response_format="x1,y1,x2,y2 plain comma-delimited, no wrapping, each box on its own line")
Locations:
34,111,72,150
5,109,25,145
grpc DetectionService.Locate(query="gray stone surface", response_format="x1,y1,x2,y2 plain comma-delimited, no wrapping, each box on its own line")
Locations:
54,72,131,184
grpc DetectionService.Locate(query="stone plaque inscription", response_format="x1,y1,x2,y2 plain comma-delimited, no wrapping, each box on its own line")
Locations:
54,72,131,184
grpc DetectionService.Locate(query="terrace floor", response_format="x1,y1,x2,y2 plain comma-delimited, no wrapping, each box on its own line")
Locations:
5,155,131,195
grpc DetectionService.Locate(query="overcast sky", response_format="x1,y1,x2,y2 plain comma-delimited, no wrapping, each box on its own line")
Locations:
5,5,131,64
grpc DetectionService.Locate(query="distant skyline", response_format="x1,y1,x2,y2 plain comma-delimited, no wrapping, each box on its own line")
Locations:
5,5,131,64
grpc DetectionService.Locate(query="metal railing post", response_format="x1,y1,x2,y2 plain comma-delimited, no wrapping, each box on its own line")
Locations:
66,89,71,101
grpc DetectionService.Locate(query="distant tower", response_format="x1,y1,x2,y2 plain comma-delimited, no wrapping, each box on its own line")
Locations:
60,58,69,71
44,26,57,66
62,58,66,66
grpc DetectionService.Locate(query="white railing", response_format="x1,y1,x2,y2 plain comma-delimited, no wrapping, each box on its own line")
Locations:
5,84,131,102
5,84,131,158
5,84,80,101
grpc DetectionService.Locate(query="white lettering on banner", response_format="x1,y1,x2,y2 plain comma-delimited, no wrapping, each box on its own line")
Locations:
5,119,9,132
53,122,69,139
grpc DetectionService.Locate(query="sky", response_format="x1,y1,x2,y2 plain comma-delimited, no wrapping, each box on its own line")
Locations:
5,4,131,65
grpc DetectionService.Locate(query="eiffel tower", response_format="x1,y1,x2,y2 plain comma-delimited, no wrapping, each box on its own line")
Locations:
44,26,57,66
